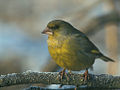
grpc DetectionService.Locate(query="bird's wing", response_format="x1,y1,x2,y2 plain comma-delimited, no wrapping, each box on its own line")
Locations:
68,32,102,57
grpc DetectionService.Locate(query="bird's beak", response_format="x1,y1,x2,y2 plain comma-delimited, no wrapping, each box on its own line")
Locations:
41,27,53,35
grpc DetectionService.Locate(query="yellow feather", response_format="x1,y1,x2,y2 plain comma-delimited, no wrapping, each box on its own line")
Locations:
91,50,99,54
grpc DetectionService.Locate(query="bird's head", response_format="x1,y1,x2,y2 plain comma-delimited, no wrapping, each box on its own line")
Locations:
42,20,74,36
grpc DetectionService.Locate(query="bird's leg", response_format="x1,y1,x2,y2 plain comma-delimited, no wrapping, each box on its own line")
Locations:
58,69,70,88
59,68,66,80
83,68,89,81
58,69,65,88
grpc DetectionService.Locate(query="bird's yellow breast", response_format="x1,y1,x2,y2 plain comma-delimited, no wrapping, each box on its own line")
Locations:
47,36,72,68
47,36,69,56
47,35,94,70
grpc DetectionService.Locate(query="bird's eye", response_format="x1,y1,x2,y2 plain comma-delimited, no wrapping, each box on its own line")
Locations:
49,25,59,30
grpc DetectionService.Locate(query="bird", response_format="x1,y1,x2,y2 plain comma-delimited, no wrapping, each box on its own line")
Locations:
42,20,114,80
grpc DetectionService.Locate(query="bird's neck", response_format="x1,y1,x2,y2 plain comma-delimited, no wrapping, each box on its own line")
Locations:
47,33,67,48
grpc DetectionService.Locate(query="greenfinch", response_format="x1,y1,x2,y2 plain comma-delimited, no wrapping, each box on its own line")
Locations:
42,20,114,76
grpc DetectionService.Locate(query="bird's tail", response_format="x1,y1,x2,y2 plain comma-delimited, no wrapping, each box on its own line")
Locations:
100,55,115,62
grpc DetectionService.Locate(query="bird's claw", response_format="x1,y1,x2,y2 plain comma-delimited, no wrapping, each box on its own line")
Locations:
56,69,70,88
81,69,89,82
58,69,69,82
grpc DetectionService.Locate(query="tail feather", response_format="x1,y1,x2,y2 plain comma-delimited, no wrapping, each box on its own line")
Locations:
100,55,115,62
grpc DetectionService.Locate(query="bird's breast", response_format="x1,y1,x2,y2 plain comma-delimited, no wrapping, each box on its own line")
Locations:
47,36,65,56
47,36,70,67
47,36,95,71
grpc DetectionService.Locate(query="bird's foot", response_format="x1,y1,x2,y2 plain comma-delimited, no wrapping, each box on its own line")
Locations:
83,69,89,81
56,69,70,88
59,69,65,81
58,69,69,81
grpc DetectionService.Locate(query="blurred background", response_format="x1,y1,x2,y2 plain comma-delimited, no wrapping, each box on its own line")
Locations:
0,0,120,90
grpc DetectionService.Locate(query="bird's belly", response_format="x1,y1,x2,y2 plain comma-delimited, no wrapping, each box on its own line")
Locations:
59,54,94,71
48,46,95,71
